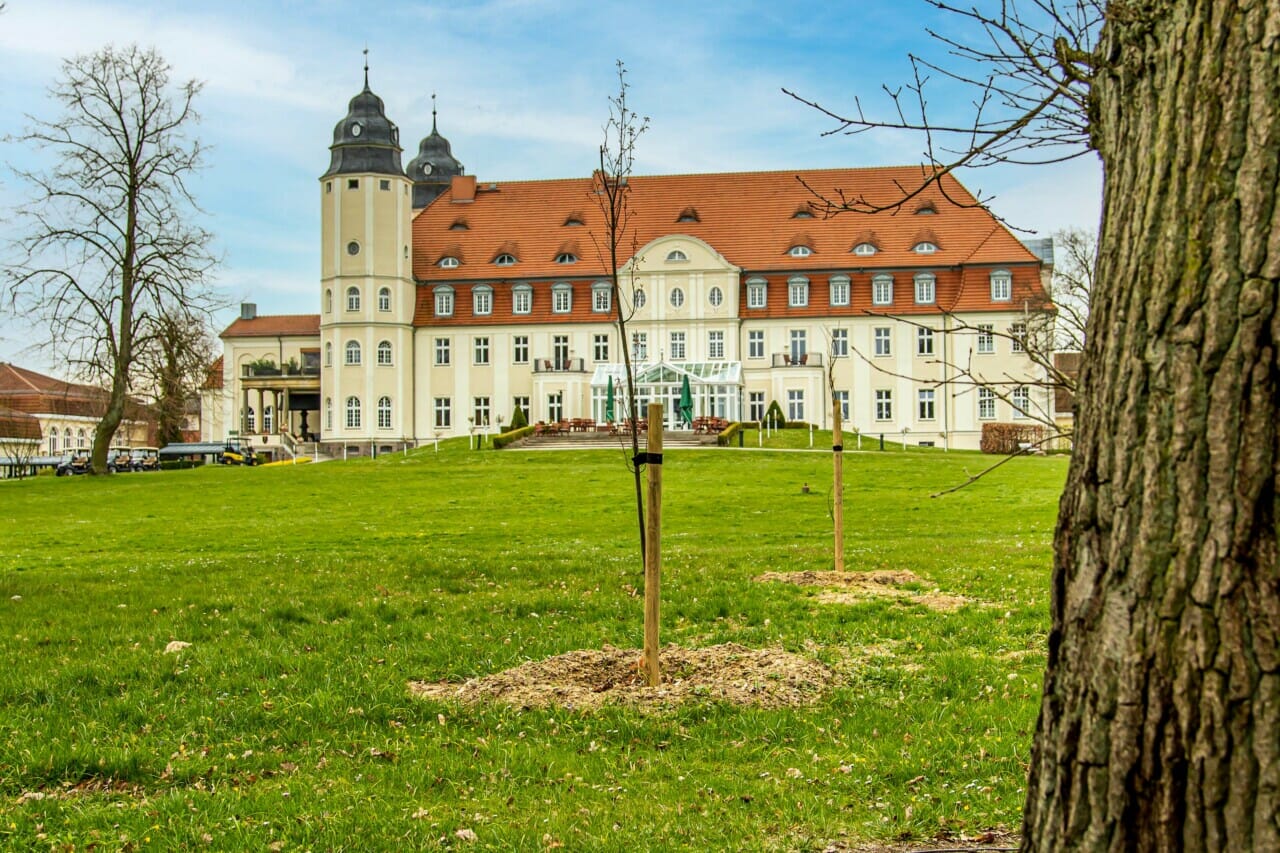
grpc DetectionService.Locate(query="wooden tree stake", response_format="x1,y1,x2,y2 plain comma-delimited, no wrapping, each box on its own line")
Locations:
644,402,663,686
832,395,845,572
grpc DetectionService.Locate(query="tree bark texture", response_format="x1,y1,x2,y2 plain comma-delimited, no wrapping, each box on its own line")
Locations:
1022,1,1280,849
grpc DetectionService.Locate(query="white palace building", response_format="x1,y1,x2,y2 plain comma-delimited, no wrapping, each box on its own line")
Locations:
202,74,1054,455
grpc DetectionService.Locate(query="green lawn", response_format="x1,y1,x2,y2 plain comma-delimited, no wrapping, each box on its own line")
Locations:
0,442,1066,850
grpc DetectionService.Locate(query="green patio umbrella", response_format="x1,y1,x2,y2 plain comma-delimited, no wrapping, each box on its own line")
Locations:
678,374,694,427
605,375,616,422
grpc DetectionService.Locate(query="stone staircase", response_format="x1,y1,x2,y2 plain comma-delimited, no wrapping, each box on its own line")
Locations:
513,430,715,451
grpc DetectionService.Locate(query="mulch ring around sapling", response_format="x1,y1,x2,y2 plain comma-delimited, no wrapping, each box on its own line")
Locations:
754,569,970,612
409,643,832,711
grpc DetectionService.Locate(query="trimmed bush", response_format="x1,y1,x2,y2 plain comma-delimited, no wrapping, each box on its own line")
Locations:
493,425,536,449
716,421,744,446
508,407,528,431
981,422,1049,454
763,400,786,428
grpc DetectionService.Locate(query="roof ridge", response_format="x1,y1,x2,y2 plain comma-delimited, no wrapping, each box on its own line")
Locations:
440,164,951,187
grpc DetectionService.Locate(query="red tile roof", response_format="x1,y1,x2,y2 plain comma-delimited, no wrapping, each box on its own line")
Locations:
0,362,149,421
410,167,1046,325
221,314,321,338
413,167,1041,279
202,356,225,390
0,405,42,442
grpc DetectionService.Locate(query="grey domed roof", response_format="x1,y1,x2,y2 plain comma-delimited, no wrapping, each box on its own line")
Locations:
323,71,405,178
407,104,465,208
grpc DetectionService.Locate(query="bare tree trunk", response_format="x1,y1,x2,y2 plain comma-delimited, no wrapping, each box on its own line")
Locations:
1023,2,1280,849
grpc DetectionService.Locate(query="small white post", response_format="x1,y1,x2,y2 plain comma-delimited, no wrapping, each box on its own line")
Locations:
809,423,814,448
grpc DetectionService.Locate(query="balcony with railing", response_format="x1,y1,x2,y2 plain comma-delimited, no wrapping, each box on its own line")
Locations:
532,356,587,373
771,352,823,368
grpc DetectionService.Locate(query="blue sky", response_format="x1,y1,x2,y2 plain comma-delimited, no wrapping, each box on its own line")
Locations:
0,0,1102,375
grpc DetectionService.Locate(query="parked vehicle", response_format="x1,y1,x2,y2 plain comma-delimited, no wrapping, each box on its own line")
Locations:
130,447,161,472
55,452,92,476
220,442,258,466
106,446,134,473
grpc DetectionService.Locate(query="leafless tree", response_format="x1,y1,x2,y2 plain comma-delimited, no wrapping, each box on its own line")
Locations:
791,2,1279,848
1044,226,1094,353
589,60,650,566
5,45,218,473
136,309,216,447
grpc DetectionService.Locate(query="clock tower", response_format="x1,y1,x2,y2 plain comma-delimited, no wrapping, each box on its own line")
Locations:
318,62,415,452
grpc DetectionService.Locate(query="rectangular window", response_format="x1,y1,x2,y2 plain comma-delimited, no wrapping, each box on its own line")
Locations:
379,179,391,191
872,277,893,306
874,326,892,356
347,178,359,190
977,324,995,354
513,396,530,420
434,337,450,366
670,331,686,360
593,287,611,313
788,279,809,307
473,336,490,365
435,291,453,317
632,332,648,360
991,273,1012,301
473,396,491,426
915,276,936,304
377,343,393,365
708,330,725,359
593,334,609,362
789,329,807,362
917,327,934,356
833,390,850,421
747,282,766,309
547,392,563,422
513,335,529,364
875,389,893,421
978,387,996,420
749,391,765,423
830,278,850,306
1011,322,1027,353
918,389,936,420
787,389,805,422
377,399,392,429
473,290,492,315
831,328,848,357
552,335,569,370
513,289,532,314
553,288,571,313
748,330,764,359
1012,386,1030,419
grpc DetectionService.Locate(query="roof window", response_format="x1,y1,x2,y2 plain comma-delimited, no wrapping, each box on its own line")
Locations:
788,245,813,258
666,249,688,262
438,256,460,269
494,253,517,266
914,201,937,215
913,242,939,254
563,214,584,227
449,219,469,231
792,204,815,219
555,253,578,264
852,242,878,256
676,207,700,223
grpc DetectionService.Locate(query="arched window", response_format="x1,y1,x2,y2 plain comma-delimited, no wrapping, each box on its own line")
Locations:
633,288,646,310
346,286,360,311
670,287,685,308
345,396,361,429
345,340,361,365
377,396,392,429
666,249,688,262
439,256,460,269
377,340,393,365
494,253,517,266
50,432,58,454
788,245,812,258
852,242,877,256
64,428,72,448
913,242,939,254
378,287,392,312
264,406,274,433
246,407,256,432
325,397,333,430
325,288,333,312
708,286,723,307
77,429,86,448
555,252,578,264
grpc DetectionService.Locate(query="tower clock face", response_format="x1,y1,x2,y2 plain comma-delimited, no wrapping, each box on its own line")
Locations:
421,162,433,176
351,122,363,137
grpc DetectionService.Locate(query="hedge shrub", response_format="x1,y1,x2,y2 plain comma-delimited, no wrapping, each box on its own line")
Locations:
980,422,1049,454
716,421,744,446
493,425,536,449
508,407,528,430
763,400,786,427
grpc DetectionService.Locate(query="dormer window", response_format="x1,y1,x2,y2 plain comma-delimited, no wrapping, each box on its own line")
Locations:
473,285,493,316
592,281,611,313
990,270,1013,301
852,243,878,256
914,273,936,304
913,242,939,254
449,219,469,231
746,277,767,309
494,253,517,266
789,245,813,258
434,286,454,317
555,253,578,265
513,284,533,314
552,282,572,314
439,256,460,269
676,207,700,223
563,215,584,227
666,250,688,262
792,205,814,219
914,202,937,215
788,276,810,307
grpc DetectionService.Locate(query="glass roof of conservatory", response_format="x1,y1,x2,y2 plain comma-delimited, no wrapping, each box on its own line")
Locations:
590,361,742,386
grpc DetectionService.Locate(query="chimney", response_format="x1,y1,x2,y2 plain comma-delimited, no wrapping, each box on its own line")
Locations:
240,303,257,321
451,175,477,203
